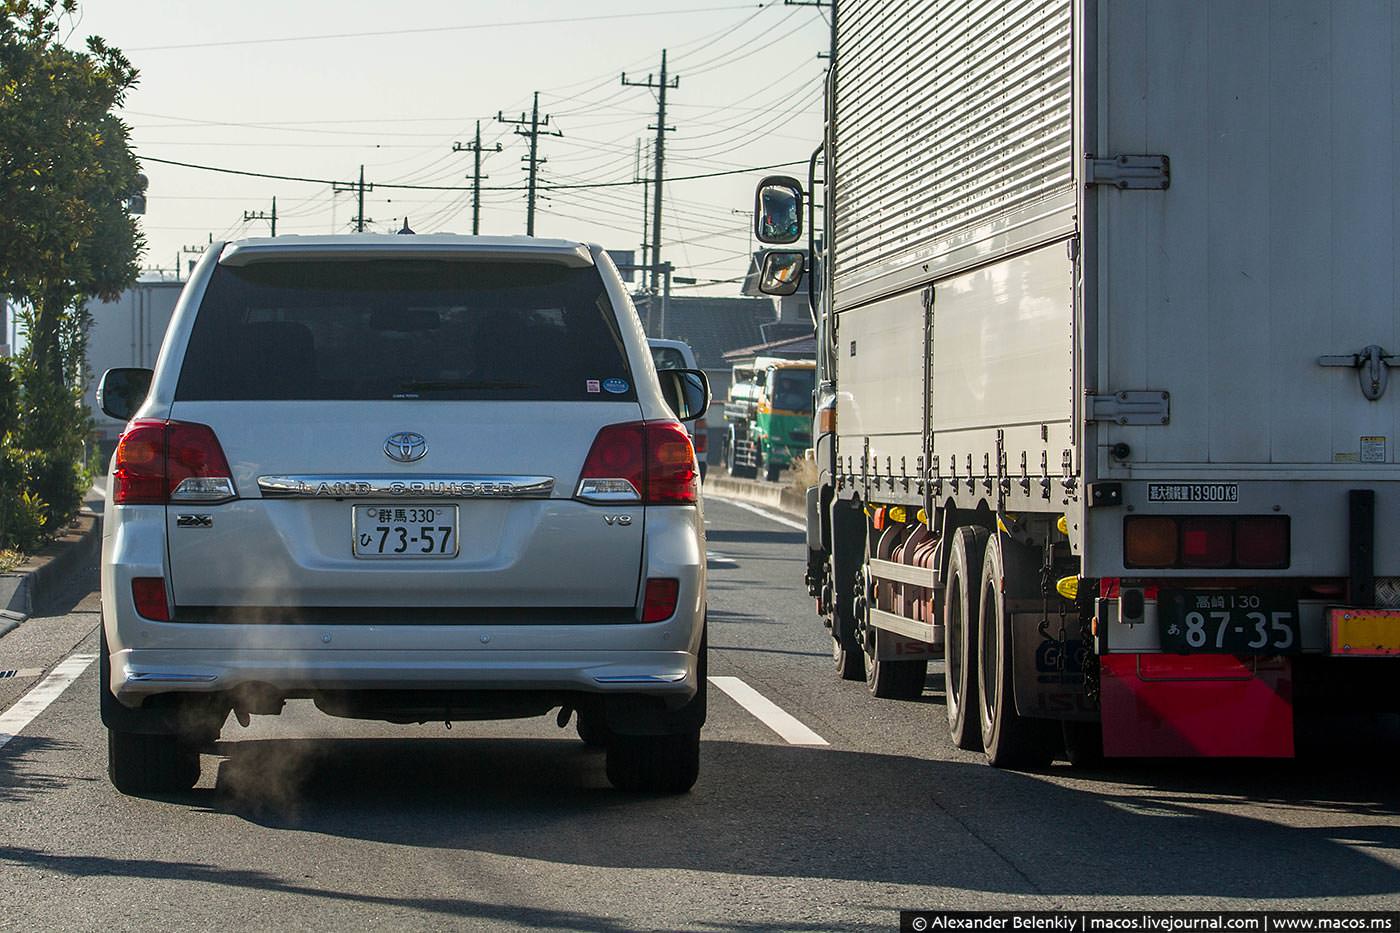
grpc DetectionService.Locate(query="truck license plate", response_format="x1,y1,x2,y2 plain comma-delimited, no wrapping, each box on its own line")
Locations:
352,504,459,559
1157,589,1300,654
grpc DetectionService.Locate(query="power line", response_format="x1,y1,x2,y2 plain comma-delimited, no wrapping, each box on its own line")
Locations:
126,5,773,52
137,154,804,191
242,196,277,236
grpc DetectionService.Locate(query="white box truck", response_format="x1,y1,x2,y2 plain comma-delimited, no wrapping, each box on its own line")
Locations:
86,280,182,460
755,0,1400,765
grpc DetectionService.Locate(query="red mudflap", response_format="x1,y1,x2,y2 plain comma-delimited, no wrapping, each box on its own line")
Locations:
1099,653,1294,758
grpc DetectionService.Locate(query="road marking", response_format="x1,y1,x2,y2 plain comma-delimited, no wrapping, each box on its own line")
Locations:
709,675,828,746
0,653,97,752
708,496,806,532
706,550,738,567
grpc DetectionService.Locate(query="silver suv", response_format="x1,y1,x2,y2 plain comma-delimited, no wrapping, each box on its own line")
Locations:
97,235,710,795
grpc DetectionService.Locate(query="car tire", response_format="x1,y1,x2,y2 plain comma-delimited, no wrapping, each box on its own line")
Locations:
108,727,201,795
605,728,701,793
576,710,611,748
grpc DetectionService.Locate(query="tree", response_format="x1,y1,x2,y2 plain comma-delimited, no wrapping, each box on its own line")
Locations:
0,0,143,541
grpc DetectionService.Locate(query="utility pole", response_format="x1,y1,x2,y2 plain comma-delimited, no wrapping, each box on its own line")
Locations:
243,196,277,236
453,120,503,235
333,165,372,232
623,50,678,303
498,92,562,235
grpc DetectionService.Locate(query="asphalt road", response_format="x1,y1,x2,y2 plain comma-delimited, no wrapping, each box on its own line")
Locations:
3,496,1400,931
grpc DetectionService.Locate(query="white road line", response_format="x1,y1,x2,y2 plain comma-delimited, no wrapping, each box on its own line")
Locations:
0,653,97,752
707,495,806,532
709,675,828,746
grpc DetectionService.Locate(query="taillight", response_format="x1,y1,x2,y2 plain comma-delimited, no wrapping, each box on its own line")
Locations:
1181,517,1232,568
113,419,236,505
693,418,708,453
1235,516,1290,568
1124,515,1289,569
642,578,680,622
817,404,836,435
131,577,170,621
576,420,697,505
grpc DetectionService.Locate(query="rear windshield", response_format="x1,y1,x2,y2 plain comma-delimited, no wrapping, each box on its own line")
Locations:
176,260,635,401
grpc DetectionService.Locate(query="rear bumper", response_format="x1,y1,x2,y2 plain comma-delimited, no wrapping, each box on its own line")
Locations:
111,646,699,707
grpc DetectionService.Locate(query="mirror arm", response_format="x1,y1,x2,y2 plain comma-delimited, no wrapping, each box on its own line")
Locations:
807,143,823,328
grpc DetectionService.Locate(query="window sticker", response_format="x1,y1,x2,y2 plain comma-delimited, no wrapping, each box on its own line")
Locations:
586,379,601,393
603,378,629,394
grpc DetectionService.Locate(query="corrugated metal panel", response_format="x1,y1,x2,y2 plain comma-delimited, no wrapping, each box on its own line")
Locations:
833,0,1074,295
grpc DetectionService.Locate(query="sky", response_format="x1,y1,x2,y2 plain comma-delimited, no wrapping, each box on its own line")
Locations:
63,1,831,296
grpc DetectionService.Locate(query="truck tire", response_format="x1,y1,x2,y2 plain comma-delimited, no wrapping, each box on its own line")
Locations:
763,455,781,483
944,526,987,751
832,632,864,680
865,627,928,700
108,728,201,795
976,533,1058,769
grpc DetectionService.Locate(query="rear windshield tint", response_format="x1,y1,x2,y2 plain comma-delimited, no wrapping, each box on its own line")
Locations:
176,260,635,401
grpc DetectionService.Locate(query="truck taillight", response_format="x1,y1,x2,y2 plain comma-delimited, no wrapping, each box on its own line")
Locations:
113,419,236,505
1124,515,1289,569
576,420,698,505
693,417,708,453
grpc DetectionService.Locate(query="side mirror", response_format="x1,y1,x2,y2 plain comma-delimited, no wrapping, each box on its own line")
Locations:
658,368,710,423
757,250,805,296
98,367,153,421
753,175,803,245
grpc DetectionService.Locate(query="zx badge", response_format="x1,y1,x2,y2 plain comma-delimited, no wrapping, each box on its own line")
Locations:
603,514,633,526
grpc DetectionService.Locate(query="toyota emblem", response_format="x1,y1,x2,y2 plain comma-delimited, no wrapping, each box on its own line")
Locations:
384,431,428,463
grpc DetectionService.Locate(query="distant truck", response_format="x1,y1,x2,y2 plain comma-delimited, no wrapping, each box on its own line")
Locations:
754,0,1400,766
85,280,182,461
721,356,814,482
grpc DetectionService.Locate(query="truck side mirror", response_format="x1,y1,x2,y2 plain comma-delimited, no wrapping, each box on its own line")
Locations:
658,368,710,422
757,250,805,296
753,175,804,245
98,367,153,421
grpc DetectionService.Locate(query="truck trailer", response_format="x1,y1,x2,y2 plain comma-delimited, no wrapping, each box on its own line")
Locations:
756,0,1400,765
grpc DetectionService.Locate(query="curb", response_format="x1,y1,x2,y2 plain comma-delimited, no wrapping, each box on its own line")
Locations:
704,474,806,519
0,502,103,633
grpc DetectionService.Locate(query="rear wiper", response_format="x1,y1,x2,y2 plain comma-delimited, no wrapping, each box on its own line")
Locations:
396,379,537,392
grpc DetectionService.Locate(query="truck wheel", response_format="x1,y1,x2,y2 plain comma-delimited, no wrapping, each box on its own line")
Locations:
865,628,928,700
944,526,987,751
108,727,201,795
764,456,781,483
605,728,700,793
976,533,1057,769
1062,720,1105,769
831,633,864,680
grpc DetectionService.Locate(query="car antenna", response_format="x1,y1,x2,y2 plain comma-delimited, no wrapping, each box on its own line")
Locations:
398,217,415,235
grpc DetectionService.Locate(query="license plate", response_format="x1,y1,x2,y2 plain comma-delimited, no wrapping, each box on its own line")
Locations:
1158,589,1300,654
1329,608,1400,656
352,504,458,559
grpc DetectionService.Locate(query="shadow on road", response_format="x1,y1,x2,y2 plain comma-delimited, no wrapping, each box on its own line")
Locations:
110,733,1400,902
0,735,79,802
706,530,805,546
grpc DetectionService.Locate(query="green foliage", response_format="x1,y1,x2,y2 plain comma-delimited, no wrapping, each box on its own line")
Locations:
0,1,139,549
